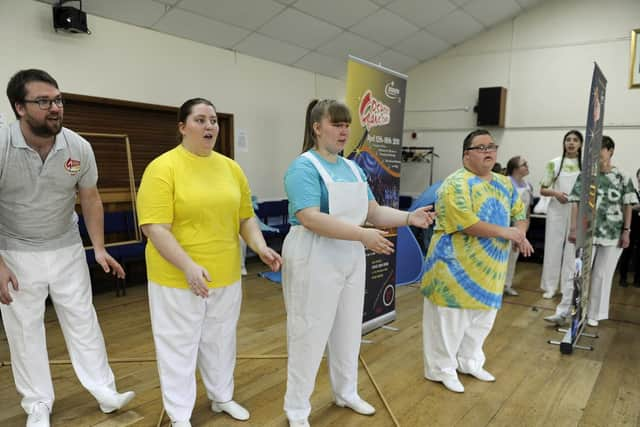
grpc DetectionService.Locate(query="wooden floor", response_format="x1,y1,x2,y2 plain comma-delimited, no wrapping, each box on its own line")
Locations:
1,260,640,427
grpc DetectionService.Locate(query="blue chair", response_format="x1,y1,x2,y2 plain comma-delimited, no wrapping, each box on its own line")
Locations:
78,211,145,296
395,226,426,286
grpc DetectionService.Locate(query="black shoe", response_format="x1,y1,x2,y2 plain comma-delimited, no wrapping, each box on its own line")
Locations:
633,282,640,288
620,280,629,287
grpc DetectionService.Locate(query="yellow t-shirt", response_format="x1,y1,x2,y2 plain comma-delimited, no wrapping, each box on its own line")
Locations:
137,145,254,288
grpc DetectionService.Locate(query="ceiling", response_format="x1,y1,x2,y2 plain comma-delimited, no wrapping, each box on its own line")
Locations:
38,0,544,79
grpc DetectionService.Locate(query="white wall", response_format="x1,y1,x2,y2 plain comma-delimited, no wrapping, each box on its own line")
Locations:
402,0,640,196
0,0,344,200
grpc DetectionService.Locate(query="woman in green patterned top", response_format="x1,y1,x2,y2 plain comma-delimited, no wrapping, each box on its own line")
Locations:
566,136,639,327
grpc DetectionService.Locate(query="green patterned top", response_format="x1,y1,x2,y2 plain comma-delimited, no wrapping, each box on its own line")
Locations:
540,157,580,188
569,167,639,246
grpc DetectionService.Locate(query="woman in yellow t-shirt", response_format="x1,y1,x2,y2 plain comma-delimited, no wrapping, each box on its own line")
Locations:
137,98,281,427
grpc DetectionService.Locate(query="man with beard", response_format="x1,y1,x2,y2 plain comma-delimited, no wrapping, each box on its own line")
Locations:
0,69,135,427
420,129,533,393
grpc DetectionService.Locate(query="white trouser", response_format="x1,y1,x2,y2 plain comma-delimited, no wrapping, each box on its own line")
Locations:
504,246,519,290
148,280,242,422
588,245,622,321
555,244,622,319
422,298,497,380
282,226,366,421
540,204,575,294
0,243,117,415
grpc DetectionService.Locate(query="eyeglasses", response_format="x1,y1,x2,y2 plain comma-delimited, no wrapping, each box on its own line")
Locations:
23,97,64,110
519,162,529,167
465,143,498,153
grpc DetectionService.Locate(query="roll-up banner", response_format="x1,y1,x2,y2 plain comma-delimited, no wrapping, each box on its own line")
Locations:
559,63,607,354
343,55,407,335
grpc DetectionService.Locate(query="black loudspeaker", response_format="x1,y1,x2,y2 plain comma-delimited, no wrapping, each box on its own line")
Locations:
53,5,88,33
475,87,506,127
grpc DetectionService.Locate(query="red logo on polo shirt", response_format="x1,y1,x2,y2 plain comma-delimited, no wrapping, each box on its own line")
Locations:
65,158,81,175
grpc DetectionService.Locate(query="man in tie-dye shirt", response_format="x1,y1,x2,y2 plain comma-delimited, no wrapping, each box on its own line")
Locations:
420,130,533,393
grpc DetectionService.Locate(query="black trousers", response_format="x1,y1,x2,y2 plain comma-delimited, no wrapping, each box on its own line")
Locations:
619,212,640,284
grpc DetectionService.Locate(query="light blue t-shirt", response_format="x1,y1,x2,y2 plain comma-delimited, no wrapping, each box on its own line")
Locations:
284,150,375,225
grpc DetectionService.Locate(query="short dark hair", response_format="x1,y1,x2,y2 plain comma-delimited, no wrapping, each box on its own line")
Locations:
176,97,216,142
463,129,492,152
601,135,615,151
6,69,59,119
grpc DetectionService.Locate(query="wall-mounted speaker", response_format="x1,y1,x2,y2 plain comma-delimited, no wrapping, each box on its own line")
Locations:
53,2,88,34
475,87,507,127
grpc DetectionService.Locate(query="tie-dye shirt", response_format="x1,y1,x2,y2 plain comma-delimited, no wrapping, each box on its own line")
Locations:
421,168,526,310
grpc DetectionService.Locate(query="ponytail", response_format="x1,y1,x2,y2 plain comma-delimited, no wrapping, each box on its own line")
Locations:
301,99,352,153
302,99,319,153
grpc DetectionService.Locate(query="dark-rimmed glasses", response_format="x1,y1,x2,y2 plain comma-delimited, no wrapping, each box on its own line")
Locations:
465,143,498,153
23,97,64,110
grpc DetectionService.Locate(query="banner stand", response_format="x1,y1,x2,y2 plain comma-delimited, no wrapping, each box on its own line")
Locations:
343,55,407,335
547,63,607,355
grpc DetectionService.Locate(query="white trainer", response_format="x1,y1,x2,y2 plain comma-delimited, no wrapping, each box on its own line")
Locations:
426,375,464,393
504,288,519,296
97,390,136,413
587,318,599,327
441,377,465,393
171,421,192,427
26,402,50,427
461,368,495,382
542,291,555,299
289,418,311,427
335,397,376,415
211,400,250,421
544,313,569,326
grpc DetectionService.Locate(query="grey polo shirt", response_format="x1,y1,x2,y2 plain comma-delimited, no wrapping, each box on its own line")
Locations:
0,121,98,251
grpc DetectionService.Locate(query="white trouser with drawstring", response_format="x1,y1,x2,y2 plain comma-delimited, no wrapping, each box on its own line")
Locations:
0,243,118,415
282,226,366,421
148,280,242,423
540,204,575,294
422,298,497,380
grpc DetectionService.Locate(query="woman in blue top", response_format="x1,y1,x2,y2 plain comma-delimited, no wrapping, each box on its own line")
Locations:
282,99,435,427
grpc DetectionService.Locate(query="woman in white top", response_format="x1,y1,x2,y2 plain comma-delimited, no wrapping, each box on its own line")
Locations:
539,130,583,299
504,156,533,296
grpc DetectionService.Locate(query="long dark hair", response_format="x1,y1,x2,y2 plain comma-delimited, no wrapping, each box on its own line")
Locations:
552,130,583,184
301,99,352,153
176,97,216,142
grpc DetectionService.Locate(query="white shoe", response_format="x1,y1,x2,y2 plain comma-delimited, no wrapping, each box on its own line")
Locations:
211,400,250,421
544,313,569,326
504,288,519,296
335,397,376,415
587,318,599,327
97,390,136,413
289,418,310,427
426,375,464,393
171,422,192,427
542,291,555,299
26,402,50,427
460,368,495,382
